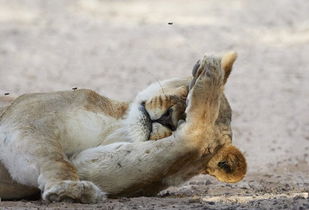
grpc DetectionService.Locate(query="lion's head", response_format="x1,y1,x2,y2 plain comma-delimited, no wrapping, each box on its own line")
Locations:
125,77,190,142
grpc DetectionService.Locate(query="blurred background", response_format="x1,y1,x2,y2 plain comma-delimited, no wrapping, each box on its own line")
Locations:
0,0,308,191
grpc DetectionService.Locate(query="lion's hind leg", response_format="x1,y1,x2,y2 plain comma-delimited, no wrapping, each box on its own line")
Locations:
0,131,104,203
39,158,104,203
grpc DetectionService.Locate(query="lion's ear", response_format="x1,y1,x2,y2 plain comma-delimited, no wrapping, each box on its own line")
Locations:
206,145,247,183
221,52,237,84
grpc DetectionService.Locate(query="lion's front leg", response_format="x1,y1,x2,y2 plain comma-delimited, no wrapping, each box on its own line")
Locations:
186,56,224,124
179,55,225,152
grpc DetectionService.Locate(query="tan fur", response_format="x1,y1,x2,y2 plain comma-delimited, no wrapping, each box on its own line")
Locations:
83,89,129,119
0,52,247,202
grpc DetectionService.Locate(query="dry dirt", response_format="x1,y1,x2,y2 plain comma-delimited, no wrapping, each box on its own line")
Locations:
0,0,309,209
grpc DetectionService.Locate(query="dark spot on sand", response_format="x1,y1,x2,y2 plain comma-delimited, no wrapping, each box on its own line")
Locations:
3,136,8,144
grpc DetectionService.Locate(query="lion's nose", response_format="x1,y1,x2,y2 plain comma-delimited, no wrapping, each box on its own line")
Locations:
154,117,176,131
153,108,176,131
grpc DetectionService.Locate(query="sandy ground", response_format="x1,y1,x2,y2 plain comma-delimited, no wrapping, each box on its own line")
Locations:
0,0,309,209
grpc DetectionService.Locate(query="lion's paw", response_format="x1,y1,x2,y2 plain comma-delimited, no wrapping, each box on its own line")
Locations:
186,56,225,125
43,180,105,203
196,61,223,90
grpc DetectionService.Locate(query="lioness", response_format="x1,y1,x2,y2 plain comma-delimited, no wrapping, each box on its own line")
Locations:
0,52,246,203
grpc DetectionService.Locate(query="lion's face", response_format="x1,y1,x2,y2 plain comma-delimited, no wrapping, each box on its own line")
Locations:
125,78,190,142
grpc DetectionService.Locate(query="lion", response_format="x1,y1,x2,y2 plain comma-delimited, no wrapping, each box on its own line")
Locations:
0,52,246,203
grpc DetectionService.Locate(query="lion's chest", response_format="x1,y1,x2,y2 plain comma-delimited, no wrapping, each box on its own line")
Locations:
60,109,119,155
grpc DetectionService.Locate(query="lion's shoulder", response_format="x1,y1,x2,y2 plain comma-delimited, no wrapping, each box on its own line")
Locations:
76,89,129,119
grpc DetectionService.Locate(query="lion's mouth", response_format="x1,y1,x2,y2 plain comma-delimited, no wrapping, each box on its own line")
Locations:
138,104,153,139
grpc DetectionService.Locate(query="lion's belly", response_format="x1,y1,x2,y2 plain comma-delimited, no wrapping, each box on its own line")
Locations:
61,109,121,155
